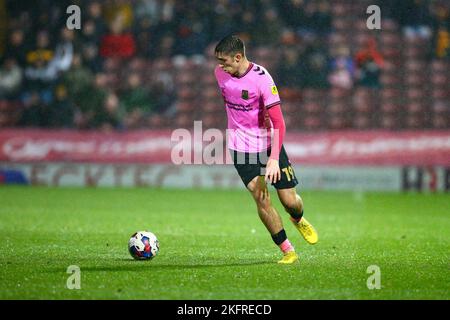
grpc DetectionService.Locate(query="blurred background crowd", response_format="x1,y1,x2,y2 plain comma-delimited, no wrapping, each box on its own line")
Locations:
0,0,449,131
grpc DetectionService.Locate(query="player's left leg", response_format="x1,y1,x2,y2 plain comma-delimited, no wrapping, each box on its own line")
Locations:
277,188,318,245
271,145,319,244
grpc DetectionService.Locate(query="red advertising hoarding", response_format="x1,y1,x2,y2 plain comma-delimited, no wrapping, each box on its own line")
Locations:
0,129,449,166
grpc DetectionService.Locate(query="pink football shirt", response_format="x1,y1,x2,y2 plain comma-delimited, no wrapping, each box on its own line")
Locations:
215,62,281,153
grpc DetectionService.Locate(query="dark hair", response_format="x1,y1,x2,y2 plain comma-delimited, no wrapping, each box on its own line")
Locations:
214,35,245,56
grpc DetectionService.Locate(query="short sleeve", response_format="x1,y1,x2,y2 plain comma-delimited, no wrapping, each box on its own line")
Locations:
258,69,281,109
214,65,221,83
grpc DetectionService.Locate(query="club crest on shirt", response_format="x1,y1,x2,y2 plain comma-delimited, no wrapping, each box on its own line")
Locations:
241,90,249,100
271,85,278,95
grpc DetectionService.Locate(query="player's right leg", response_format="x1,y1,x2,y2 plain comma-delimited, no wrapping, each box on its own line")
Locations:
246,176,298,264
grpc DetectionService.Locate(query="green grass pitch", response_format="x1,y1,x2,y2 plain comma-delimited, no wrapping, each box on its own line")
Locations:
0,186,448,299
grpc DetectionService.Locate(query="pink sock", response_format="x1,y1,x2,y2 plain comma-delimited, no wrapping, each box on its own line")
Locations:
279,239,294,253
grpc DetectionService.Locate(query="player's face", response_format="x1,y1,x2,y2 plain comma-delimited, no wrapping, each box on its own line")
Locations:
215,52,241,76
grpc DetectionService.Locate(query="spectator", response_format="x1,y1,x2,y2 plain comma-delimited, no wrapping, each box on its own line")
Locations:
73,73,108,129
64,54,94,101
431,2,450,59
174,8,209,56
394,0,433,40
152,33,176,59
277,46,303,88
4,29,28,65
134,0,160,24
46,28,75,77
19,91,43,127
24,30,58,101
277,0,308,33
86,1,107,38
79,18,103,72
0,58,23,99
251,8,283,46
25,30,53,68
121,74,154,129
100,15,137,58
81,19,103,45
92,91,123,131
82,43,102,73
150,72,176,115
329,45,354,89
311,1,332,35
133,17,154,58
49,84,74,128
300,40,330,88
354,38,384,88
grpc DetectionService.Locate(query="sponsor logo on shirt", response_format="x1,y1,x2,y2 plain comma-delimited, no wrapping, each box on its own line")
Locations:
271,85,278,95
225,99,252,112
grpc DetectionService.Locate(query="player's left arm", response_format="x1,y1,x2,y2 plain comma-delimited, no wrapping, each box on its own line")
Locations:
265,104,286,184
259,71,285,183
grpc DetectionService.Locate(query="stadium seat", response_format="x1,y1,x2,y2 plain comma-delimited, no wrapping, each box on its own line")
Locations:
381,73,401,86
202,101,220,112
152,58,172,71
302,115,323,130
333,18,352,31
202,113,224,128
176,73,196,85
280,88,302,101
431,73,448,86
178,86,196,100
381,114,401,130
302,89,323,101
331,3,346,16
353,114,372,129
406,102,425,114
281,101,298,114
405,74,423,86
382,61,396,72
432,101,449,115
431,60,449,72
330,87,349,99
381,103,401,114
328,102,347,115
382,19,399,32
201,86,219,100
176,102,195,112
404,60,426,72
406,88,426,101
431,115,448,128
303,102,323,114
381,33,401,47
175,112,196,128
328,115,348,130
147,114,166,128
405,115,425,129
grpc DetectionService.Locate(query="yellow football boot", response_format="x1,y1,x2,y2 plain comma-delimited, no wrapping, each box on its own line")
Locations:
291,217,318,244
277,251,299,264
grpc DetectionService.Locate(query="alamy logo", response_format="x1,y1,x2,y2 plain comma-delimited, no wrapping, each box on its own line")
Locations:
366,5,381,30
66,5,81,30
66,265,81,289
366,265,381,290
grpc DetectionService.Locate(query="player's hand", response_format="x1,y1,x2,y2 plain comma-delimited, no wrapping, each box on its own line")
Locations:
265,158,281,184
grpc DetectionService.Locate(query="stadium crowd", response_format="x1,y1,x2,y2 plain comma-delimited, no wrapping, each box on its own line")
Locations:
0,0,449,131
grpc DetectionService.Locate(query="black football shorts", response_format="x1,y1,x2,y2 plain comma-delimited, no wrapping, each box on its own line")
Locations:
230,145,298,189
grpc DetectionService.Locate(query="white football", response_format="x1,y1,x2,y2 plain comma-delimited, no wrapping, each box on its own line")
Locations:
128,231,159,260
